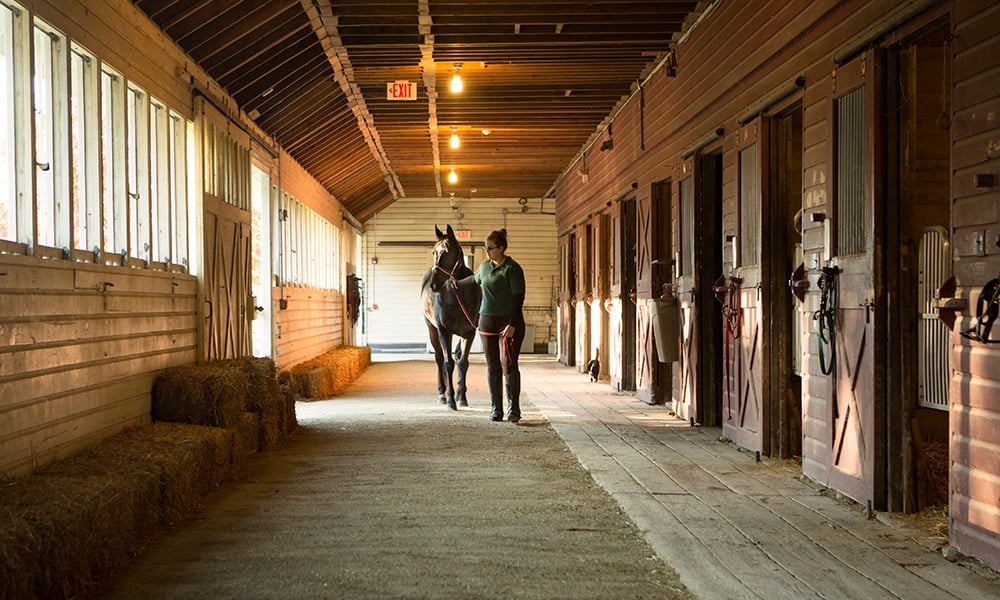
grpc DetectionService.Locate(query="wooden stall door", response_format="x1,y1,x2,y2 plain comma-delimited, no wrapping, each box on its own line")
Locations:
608,200,624,388
636,193,655,402
198,97,253,362
558,233,576,366
676,174,696,422
574,225,591,372
203,200,252,360
591,214,610,381
827,50,884,506
724,119,768,453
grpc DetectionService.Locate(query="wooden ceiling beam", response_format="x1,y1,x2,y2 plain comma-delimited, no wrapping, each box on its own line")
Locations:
300,0,404,201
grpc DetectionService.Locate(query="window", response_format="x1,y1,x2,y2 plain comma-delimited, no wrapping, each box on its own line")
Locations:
100,66,125,257
33,21,68,249
0,3,18,242
70,44,100,254
126,84,149,261
277,191,340,290
169,112,189,268
0,7,190,271
150,98,168,262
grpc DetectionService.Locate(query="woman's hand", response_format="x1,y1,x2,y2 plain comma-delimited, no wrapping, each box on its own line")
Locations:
502,325,514,337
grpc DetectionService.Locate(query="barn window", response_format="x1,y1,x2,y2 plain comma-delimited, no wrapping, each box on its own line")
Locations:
0,2,22,244
680,176,694,276
278,191,339,290
836,86,866,255
70,44,100,255
33,21,67,250
739,144,760,266
100,65,125,257
169,112,190,268
126,84,150,261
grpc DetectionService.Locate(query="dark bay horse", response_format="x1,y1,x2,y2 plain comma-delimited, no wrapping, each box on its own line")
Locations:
421,225,481,410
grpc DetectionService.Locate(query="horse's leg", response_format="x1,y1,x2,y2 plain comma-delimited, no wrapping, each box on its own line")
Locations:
426,320,446,402
455,336,471,407
438,330,457,410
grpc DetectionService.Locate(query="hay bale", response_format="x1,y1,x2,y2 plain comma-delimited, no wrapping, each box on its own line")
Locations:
288,345,372,399
152,364,246,428
0,422,236,600
219,357,290,448
234,412,261,461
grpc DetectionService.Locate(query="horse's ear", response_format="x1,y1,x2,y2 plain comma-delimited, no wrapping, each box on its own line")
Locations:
446,224,456,238
435,225,446,240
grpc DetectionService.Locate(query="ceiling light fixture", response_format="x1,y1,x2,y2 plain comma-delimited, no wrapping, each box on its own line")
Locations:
448,167,458,184
450,127,460,149
450,63,463,93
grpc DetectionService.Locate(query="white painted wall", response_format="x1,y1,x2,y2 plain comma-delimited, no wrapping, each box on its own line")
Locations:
363,196,558,351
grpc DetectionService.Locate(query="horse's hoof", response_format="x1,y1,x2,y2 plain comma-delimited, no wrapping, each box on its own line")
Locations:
438,395,446,404
458,399,468,407
447,403,458,411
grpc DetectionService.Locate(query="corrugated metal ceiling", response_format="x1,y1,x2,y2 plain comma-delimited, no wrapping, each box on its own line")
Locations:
133,0,706,222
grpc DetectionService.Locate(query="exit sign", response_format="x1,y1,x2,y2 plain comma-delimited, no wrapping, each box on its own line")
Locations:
386,81,417,100
455,229,471,240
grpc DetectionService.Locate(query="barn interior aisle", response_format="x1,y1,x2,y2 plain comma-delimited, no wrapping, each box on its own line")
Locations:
101,353,999,599
101,356,691,599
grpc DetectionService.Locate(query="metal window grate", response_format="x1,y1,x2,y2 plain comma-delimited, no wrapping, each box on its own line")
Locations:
680,177,693,276
918,227,950,410
837,86,866,255
740,144,760,266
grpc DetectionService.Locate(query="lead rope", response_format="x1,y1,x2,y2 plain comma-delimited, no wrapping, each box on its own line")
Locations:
440,267,507,344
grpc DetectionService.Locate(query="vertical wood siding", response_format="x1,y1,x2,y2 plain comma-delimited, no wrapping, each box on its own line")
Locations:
363,196,558,351
0,255,197,477
949,0,1000,571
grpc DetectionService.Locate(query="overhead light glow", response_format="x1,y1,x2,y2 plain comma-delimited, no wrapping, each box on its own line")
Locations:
450,129,460,149
450,73,463,93
448,168,458,184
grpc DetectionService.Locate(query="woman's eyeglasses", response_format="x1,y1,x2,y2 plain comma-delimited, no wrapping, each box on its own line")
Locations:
485,246,498,251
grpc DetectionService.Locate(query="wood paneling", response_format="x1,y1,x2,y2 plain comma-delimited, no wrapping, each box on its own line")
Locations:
948,0,1000,572
0,255,197,478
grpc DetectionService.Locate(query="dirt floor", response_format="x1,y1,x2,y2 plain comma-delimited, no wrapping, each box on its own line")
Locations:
102,357,692,599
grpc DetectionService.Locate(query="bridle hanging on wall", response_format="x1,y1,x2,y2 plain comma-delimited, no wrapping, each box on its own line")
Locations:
814,266,840,376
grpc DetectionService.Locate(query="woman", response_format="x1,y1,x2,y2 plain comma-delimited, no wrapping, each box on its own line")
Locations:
456,229,526,422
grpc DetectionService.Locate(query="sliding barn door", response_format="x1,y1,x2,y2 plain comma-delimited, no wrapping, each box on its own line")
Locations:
198,97,253,362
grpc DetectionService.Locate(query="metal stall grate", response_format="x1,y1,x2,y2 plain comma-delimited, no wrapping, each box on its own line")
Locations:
739,144,760,267
918,226,950,410
836,86,866,256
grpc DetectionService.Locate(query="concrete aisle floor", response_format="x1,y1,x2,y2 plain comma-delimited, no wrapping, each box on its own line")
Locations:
105,352,999,600
517,356,1000,600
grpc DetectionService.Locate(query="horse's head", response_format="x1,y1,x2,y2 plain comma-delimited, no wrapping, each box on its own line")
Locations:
429,224,466,292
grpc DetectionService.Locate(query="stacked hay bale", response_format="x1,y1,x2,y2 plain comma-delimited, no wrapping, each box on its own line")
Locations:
0,357,296,599
287,345,371,399
0,350,370,599
0,422,234,600
152,357,295,453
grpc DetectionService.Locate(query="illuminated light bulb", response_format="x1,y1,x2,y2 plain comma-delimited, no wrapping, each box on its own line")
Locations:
450,73,463,93
448,168,458,184
450,131,460,149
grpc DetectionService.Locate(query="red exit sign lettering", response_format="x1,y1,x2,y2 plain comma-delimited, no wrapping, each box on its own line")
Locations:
387,81,417,100
455,229,471,240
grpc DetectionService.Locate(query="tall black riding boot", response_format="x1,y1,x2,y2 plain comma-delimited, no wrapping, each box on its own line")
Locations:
505,370,521,423
488,364,504,421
